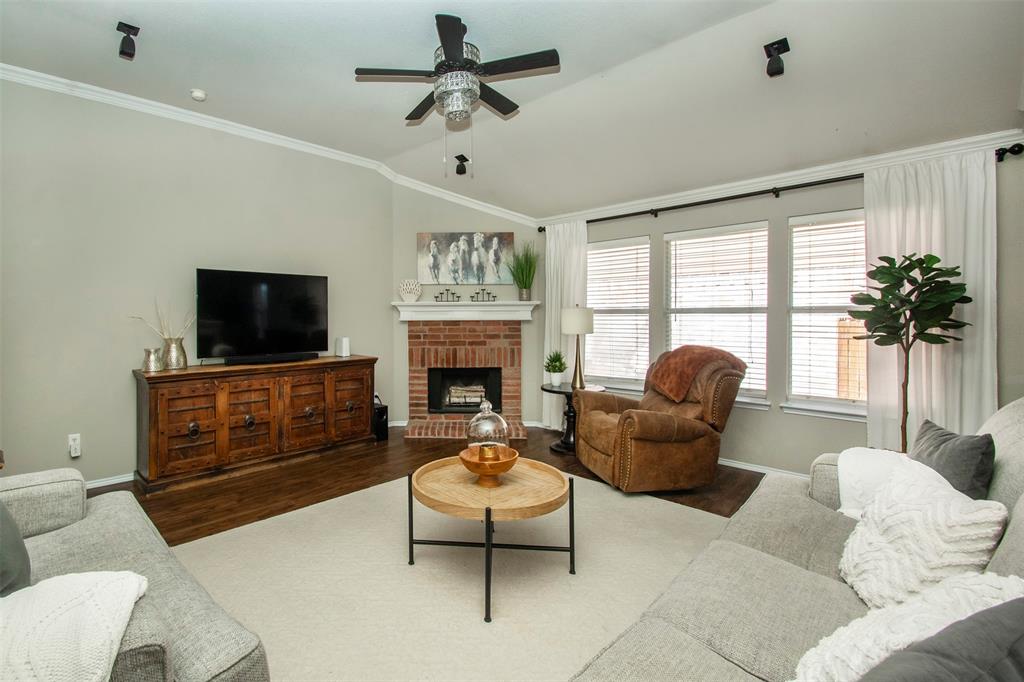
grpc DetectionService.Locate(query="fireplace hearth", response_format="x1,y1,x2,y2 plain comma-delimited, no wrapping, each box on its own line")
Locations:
429,367,502,414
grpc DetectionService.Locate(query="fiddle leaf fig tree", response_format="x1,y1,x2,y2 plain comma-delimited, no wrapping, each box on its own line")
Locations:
848,253,972,452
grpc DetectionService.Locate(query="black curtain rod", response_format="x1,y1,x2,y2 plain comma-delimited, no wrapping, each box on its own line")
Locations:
537,142,1023,233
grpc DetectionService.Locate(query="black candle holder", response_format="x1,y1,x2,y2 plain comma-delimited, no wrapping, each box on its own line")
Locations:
434,289,462,302
470,288,499,302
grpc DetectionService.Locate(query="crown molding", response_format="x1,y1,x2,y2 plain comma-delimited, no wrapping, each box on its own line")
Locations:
0,63,537,227
540,129,1024,224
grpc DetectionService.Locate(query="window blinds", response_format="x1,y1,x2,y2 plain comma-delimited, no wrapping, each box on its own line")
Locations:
790,213,867,402
666,224,768,394
585,238,650,383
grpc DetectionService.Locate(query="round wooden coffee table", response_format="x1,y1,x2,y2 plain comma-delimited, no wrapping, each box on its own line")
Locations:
406,456,576,622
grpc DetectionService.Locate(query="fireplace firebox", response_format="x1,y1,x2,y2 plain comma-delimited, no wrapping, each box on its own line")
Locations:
428,367,502,414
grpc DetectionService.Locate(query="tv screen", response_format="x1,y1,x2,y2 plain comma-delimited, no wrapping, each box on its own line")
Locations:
196,269,328,359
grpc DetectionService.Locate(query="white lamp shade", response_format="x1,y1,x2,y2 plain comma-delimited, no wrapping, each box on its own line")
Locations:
561,307,594,335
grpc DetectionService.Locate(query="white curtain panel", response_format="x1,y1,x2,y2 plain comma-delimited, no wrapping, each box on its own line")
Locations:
542,221,588,429
864,149,997,450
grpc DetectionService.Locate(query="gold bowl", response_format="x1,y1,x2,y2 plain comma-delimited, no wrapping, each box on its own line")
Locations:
458,444,519,487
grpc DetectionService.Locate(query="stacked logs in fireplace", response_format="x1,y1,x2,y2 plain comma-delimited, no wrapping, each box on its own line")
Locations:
428,367,502,414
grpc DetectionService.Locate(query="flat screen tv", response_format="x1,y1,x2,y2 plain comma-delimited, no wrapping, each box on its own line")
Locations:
196,268,328,363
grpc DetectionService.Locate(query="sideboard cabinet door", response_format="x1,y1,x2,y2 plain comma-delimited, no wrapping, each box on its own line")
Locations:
333,365,372,440
224,378,279,463
155,381,223,476
282,371,330,449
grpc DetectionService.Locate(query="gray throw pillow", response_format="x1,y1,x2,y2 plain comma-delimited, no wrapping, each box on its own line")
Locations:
910,419,995,500
1,499,31,595
860,597,1024,682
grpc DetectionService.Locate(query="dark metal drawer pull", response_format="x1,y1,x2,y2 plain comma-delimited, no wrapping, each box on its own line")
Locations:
243,415,256,430
186,421,201,440
304,406,316,420
346,400,356,413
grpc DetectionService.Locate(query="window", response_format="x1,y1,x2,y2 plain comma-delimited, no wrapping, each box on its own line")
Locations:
585,237,650,385
789,210,867,403
665,223,768,395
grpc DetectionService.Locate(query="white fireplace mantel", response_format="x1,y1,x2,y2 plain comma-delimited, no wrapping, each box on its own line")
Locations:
391,300,540,322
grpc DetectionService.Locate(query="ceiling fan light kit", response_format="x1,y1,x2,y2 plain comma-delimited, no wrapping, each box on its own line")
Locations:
355,14,560,123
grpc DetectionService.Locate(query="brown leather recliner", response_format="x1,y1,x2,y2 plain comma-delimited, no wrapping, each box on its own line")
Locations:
573,347,746,492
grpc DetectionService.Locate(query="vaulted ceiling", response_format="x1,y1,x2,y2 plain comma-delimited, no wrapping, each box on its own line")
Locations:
2,1,1022,218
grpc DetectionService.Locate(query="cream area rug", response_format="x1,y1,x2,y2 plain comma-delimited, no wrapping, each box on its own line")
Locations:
173,475,727,681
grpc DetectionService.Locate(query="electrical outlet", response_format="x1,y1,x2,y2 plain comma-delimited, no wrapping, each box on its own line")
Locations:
68,433,81,459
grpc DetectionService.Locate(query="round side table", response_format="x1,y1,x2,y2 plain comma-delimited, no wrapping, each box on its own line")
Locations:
540,383,604,454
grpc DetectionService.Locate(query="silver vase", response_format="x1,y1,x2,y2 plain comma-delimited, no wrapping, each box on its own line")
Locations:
518,287,531,301
142,347,165,372
162,337,187,370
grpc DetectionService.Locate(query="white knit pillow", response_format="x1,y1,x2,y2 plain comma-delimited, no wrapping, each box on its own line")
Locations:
0,571,148,682
839,458,1007,608
793,572,1024,682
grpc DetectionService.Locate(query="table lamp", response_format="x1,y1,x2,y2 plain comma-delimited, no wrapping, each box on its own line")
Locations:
561,306,594,390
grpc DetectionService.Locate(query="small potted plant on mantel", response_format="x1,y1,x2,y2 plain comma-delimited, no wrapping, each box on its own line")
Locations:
507,243,539,301
545,351,568,387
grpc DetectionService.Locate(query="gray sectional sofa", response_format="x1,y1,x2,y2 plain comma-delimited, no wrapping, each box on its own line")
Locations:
575,397,1024,681
0,469,269,681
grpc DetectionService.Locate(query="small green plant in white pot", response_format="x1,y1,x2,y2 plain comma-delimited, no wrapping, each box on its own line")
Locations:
545,350,568,387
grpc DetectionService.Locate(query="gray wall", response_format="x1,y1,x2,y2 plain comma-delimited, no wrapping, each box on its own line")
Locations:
389,185,545,424
0,82,398,481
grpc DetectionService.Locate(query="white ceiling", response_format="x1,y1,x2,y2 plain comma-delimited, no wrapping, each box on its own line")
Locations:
2,1,1023,218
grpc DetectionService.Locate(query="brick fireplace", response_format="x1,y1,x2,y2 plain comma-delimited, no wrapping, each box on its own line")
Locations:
406,319,527,439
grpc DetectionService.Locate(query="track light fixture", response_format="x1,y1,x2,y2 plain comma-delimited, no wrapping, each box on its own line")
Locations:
763,37,789,78
116,21,140,61
454,154,470,176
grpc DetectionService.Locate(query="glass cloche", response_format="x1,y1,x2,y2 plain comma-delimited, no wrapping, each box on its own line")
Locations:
467,399,509,450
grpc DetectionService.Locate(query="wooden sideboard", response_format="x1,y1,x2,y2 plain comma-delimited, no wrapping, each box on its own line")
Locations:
134,355,377,492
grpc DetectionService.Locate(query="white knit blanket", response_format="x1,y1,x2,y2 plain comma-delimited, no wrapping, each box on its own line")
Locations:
794,572,1024,682
0,571,148,682
836,446,907,518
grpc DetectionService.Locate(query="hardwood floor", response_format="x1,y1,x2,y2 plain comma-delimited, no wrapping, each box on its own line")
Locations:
90,427,763,546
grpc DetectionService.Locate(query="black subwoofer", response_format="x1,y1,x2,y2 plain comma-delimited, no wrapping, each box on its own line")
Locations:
373,403,389,441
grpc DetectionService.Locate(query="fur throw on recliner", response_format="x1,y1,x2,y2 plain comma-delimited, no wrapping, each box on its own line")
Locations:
649,345,746,403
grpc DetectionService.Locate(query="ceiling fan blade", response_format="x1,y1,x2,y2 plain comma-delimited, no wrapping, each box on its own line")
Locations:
479,49,560,76
355,67,434,77
435,14,466,61
479,83,518,116
405,91,437,121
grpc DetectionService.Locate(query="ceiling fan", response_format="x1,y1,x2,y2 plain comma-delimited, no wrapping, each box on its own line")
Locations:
354,14,560,122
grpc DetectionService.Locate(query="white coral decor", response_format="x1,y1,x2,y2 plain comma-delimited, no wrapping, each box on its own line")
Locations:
398,279,422,302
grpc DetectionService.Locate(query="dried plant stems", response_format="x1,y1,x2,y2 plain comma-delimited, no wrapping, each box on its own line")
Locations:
131,300,196,341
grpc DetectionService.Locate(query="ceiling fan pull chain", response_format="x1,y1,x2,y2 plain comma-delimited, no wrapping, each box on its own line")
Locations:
442,123,448,178
470,119,475,179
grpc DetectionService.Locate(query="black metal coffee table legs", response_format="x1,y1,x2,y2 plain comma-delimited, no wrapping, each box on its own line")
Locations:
407,475,576,622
